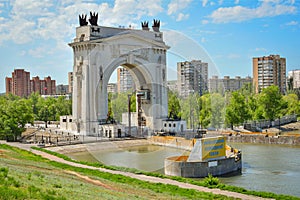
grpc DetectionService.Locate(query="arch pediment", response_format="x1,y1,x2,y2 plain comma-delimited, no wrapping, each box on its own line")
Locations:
92,31,170,50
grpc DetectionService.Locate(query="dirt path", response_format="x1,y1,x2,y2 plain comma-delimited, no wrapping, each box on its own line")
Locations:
3,142,272,200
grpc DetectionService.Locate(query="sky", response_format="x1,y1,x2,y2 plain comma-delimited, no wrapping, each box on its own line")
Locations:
0,0,299,93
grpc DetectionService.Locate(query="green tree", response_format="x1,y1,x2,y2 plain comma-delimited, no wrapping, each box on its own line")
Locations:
168,90,181,119
55,96,72,119
0,98,34,141
28,92,40,118
110,92,128,122
210,93,225,128
282,93,300,116
225,91,250,129
130,93,136,112
258,85,284,122
180,93,200,129
199,94,211,128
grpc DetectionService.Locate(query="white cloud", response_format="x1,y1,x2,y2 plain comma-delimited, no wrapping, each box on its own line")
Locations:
167,0,191,16
207,1,297,23
176,13,189,21
286,20,298,26
202,0,208,7
28,46,54,58
234,0,239,4
0,0,164,52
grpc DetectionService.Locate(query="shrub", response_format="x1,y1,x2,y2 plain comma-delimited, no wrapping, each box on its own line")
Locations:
203,174,220,187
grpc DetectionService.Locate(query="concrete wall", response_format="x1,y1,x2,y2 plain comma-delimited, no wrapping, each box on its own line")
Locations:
149,136,194,150
226,134,300,146
165,156,241,178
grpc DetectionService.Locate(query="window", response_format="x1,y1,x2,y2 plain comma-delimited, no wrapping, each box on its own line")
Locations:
63,119,66,122
173,123,176,127
169,123,171,127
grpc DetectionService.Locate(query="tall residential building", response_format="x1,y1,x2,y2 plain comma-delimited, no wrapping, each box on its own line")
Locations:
6,69,56,97
68,72,73,94
56,84,69,94
117,67,135,93
253,55,286,93
107,83,117,93
6,69,30,97
167,80,178,92
208,76,252,93
288,69,300,89
177,60,208,98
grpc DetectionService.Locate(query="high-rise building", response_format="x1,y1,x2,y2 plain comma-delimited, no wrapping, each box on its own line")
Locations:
68,72,73,94
288,69,300,89
6,69,30,97
177,60,208,98
167,80,178,92
5,69,56,97
208,76,252,93
117,67,135,93
56,84,69,94
107,83,117,93
253,55,286,93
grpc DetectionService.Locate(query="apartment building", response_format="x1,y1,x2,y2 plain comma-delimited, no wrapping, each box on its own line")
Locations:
117,67,135,93
288,69,300,89
208,75,252,93
177,60,208,98
6,69,56,97
107,83,117,93
253,55,286,93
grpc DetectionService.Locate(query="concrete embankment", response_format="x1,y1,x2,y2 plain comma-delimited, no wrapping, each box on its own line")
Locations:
148,136,194,151
223,134,300,146
47,139,151,154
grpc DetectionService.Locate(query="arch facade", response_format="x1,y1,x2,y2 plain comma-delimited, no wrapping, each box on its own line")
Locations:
69,25,169,135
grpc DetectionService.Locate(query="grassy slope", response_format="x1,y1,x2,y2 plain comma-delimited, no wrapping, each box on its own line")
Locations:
0,144,234,200
33,146,300,200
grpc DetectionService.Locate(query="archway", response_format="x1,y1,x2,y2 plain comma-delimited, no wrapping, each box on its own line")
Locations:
69,23,169,135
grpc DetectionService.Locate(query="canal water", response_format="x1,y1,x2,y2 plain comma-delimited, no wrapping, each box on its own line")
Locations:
66,143,300,197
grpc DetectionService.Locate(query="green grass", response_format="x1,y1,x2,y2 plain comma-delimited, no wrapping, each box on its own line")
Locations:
31,146,300,200
1,144,235,200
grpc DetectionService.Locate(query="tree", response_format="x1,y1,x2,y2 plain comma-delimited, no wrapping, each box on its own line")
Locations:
282,93,300,116
199,94,211,128
110,92,128,122
168,90,181,119
258,85,284,122
210,93,225,128
0,98,34,141
225,91,250,129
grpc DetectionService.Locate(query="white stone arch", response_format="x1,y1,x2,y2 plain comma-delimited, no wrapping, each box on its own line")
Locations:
69,25,169,135
95,54,154,121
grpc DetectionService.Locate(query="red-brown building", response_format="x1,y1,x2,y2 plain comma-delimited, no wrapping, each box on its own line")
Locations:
6,69,56,97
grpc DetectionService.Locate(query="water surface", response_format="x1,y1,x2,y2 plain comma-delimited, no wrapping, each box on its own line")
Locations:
66,142,300,197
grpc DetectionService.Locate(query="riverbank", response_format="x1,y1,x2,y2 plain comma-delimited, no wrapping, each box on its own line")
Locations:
224,133,300,145
46,138,151,154
1,141,277,200
214,121,300,146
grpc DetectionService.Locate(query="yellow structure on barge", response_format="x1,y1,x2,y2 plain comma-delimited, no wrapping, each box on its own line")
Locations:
150,136,241,178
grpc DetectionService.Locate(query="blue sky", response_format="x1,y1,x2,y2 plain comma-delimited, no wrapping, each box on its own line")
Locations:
0,0,299,93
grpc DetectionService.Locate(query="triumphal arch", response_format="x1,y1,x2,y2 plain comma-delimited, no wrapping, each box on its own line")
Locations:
68,13,169,135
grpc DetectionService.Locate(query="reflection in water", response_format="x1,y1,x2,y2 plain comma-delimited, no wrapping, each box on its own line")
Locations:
66,143,300,197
